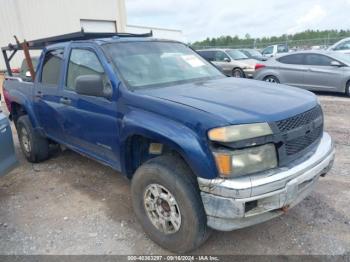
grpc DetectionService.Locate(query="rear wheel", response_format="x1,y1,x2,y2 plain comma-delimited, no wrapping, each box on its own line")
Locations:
232,68,245,78
131,155,211,253
346,81,350,97
17,115,49,163
264,75,280,84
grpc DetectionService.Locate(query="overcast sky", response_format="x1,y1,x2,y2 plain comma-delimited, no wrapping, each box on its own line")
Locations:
126,0,350,42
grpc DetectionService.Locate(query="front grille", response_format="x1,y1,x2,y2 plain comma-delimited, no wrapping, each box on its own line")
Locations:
276,106,322,132
285,126,323,155
273,105,324,165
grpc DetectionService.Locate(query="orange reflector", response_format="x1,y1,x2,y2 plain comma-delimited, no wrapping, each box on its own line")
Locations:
208,128,227,142
214,154,232,176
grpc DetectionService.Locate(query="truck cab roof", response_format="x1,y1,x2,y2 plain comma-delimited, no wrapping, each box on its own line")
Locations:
45,36,181,50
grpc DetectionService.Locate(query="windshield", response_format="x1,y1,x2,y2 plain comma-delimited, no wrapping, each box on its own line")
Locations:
226,50,249,60
104,41,223,89
246,49,263,57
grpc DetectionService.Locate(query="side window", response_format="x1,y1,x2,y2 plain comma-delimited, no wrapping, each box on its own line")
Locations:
262,46,273,55
66,49,112,94
41,49,64,85
277,54,304,65
304,54,333,66
198,51,214,62
277,45,288,53
214,51,230,62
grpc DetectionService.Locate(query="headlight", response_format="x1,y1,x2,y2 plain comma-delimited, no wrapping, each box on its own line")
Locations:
208,123,272,143
214,144,277,177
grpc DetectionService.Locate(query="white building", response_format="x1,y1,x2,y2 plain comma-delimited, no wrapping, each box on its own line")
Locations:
0,0,127,69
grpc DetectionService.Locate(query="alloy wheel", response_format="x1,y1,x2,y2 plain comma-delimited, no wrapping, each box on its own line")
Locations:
143,183,181,234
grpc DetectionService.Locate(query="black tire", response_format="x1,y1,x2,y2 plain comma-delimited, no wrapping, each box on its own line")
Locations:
264,75,280,84
346,81,350,97
131,155,211,253
232,68,245,78
17,115,49,163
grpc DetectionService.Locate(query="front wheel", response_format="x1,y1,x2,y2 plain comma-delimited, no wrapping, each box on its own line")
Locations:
131,155,211,253
264,75,280,84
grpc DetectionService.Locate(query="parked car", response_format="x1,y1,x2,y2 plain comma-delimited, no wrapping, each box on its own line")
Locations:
239,48,267,61
0,94,17,176
3,33,335,253
197,49,257,78
327,37,350,55
261,44,289,58
254,51,350,96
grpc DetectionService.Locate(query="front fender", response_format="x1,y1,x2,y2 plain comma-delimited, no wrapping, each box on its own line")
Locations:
120,110,218,179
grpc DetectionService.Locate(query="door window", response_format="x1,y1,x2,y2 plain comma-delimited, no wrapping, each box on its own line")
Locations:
277,45,288,53
277,54,304,65
66,49,112,95
41,49,64,85
304,54,334,66
197,51,215,62
262,46,273,55
214,51,230,62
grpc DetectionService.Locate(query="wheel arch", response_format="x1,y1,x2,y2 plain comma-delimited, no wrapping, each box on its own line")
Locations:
120,111,218,179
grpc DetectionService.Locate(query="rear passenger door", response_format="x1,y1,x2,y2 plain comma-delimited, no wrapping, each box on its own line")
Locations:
59,45,120,167
35,48,65,141
276,54,307,88
303,54,344,91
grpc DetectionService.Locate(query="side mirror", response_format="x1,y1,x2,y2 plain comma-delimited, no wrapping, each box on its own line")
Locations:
224,57,231,62
330,61,342,67
75,75,109,98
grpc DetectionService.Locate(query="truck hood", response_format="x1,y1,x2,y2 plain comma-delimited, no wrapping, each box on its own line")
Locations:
137,77,318,125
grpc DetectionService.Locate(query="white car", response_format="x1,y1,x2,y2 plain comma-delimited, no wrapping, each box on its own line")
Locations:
261,44,289,58
328,37,350,54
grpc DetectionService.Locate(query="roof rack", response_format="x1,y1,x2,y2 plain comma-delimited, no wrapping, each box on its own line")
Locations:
2,29,153,51
1,29,153,76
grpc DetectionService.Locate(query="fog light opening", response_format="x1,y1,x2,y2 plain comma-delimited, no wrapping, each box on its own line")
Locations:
245,200,258,213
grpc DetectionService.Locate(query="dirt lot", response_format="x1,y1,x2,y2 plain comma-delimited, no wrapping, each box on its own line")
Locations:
0,93,349,255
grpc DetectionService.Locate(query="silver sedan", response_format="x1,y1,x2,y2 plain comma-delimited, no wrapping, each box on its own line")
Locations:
253,51,350,96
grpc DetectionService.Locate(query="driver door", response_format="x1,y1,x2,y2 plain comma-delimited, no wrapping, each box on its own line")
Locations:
213,51,232,75
58,45,120,168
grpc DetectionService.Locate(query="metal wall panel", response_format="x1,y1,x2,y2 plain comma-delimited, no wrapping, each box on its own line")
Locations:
0,0,127,69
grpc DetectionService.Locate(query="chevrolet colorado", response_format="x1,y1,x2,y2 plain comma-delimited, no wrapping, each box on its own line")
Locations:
2,35,335,253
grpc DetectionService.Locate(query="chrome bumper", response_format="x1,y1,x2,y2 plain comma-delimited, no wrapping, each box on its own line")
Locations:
198,132,335,231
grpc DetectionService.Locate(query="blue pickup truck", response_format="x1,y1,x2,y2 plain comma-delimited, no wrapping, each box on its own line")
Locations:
2,32,335,253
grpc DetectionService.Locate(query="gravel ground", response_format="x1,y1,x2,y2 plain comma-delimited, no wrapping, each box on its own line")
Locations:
0,93,349,255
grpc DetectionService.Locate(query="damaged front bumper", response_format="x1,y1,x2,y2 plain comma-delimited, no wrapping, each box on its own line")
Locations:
198,132,335,231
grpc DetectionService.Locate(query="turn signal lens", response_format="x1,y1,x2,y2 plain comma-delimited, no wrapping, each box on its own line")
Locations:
213,144,277,178
214,153,232,176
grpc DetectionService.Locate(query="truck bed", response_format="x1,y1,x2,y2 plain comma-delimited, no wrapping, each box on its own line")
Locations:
3,76,35,111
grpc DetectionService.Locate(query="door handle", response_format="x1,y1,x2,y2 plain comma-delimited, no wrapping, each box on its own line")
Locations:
35,91,43,98
59,97,72,105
